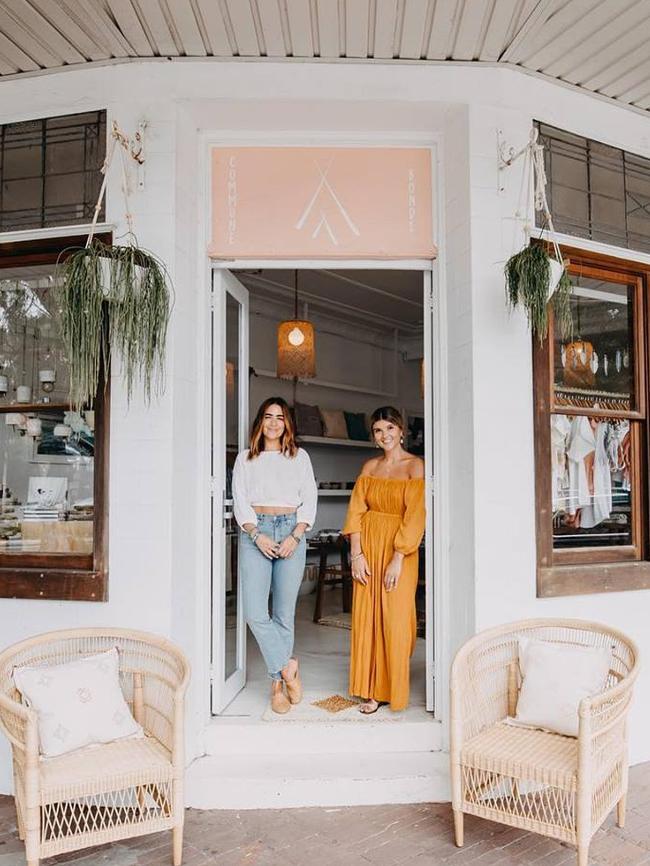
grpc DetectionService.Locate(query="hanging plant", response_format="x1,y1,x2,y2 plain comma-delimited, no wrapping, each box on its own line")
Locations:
503,128,573,343
57,239,171,410
505,244,572,342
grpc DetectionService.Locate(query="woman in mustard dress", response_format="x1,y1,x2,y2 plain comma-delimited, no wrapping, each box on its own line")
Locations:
343,406,425,713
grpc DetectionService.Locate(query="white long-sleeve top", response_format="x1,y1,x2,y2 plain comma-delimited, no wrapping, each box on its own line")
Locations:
232,448,318,529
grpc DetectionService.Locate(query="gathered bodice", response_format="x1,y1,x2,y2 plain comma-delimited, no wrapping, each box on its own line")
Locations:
342,476,425,556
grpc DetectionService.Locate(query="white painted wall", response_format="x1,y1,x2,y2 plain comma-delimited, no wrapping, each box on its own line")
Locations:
1,59,650,796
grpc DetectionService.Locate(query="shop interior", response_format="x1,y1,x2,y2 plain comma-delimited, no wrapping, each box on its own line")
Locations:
221,268,429,719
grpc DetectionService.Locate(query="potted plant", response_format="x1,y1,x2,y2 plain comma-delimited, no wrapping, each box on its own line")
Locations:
57,238,171,410
505,243,572,342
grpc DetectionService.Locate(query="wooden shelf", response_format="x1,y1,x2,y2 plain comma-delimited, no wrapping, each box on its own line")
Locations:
317,489,352,497
300,435,375,449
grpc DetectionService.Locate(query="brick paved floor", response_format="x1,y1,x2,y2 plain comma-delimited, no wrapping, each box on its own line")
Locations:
1,763,649,865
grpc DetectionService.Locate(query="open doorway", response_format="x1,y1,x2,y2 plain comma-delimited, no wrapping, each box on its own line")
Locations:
211,267,434,721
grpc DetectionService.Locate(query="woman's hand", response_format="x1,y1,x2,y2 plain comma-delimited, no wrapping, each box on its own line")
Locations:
255,533,280,560
351,553,370,586
277,534,299,559
383,552,404,592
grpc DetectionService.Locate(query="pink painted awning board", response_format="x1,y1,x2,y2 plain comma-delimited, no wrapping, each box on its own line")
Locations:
209,147,437,259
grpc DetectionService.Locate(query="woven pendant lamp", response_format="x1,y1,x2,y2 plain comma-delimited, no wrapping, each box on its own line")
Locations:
277,271,316,380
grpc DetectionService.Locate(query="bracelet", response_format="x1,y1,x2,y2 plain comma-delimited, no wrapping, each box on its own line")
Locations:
290,532,302,544
351,552,364,562
249,528,261,543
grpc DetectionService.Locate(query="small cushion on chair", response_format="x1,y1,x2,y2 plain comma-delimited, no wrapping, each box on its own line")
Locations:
13,648,142,758
320,409,348,439
512,637,611,737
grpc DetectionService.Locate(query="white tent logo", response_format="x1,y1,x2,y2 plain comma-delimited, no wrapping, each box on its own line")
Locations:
295,158,361,245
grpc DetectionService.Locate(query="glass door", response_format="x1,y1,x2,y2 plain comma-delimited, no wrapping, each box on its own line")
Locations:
211,269,249,714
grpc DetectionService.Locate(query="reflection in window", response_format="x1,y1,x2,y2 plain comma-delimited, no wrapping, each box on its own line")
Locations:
551,413,632,549
554,277,634,412
0,407,94,555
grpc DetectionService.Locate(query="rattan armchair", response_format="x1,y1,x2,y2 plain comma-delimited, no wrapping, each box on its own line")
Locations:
450,619,639,866
0,628,190,866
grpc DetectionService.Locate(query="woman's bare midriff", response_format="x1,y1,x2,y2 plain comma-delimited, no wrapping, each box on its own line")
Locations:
252,505,298,515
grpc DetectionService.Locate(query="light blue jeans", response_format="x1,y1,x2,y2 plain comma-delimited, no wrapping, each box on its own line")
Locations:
240,513,307,680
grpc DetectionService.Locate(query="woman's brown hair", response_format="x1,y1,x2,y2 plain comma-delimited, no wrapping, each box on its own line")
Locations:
370,406,405,435
248,397,298,459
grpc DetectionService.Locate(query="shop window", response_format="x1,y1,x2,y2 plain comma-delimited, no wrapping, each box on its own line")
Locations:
534,249,650,597
0,235,110,601
0,111,106,232
536,122,650,254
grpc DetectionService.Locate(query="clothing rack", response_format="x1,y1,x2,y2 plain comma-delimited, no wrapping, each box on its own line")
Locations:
554,386,630,414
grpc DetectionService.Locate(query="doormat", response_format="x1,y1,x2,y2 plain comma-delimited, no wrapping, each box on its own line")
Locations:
261,691,404,722
317,612,352,630
312,694,358,713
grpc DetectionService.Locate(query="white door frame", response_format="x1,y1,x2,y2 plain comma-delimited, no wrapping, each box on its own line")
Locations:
198,134,450,729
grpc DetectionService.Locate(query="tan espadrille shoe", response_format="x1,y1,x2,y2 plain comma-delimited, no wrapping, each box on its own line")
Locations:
283,657,303,705
271,680,291,714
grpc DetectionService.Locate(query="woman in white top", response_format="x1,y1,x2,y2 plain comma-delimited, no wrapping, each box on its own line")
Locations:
232,397,317,714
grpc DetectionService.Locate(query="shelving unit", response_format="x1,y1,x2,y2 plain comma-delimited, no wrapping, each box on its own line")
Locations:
317,489,352,497
300,435,375,449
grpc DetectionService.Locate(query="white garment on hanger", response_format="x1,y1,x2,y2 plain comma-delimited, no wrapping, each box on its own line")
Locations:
551,414,572,511
579,421,613,529
566,416,595,516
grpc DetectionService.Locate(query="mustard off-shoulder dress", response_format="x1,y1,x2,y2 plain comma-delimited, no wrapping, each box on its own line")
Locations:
342,476,426,711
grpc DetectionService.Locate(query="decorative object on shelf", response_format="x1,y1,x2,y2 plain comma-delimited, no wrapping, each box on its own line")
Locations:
501,128,572,342
25,418,42,438
53,423,72,439
320,408,348,439
16,385,31,403
294,401,324,436
344,411,369,441
56,121,172,411
277,270,316,380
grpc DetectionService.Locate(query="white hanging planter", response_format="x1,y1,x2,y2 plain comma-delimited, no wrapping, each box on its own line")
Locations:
547,258,565,300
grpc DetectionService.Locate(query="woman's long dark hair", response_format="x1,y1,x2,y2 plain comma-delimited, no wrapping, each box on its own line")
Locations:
370,405,405,436
248,397,298,459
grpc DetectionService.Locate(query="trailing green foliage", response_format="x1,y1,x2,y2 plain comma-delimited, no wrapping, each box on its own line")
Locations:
505,244,572,342
552,269,574,342
57,240,172,410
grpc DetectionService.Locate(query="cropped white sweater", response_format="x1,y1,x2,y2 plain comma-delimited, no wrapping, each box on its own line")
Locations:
232,448,318,529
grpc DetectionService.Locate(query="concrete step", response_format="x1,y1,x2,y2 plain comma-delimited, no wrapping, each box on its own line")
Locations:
204,715,443,755
186,750,450,809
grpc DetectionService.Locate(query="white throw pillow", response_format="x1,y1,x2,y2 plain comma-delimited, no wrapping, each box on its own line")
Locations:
13,647,142,758
513,637,611,737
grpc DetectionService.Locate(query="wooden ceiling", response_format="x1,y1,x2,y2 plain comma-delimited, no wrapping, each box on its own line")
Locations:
1,1,649,113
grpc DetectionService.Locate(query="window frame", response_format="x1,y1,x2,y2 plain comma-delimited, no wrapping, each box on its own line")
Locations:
534,245,650,597
0,234,111,602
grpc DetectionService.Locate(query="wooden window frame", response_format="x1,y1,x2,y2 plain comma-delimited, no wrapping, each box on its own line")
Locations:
535,246,650,597
0,234,111,601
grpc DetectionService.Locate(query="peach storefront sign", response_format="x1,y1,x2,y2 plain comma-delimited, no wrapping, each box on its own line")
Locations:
209,147,436,259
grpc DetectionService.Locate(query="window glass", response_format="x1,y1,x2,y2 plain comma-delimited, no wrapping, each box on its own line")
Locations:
550,413,633,550
553,277,635,412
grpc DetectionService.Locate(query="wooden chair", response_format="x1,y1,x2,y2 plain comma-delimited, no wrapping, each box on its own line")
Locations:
450,619,639,866
312,535,352,623
0,628,190,866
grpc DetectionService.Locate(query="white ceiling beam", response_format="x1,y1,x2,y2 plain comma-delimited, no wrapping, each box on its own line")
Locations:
0,50,17,73
526,0,641,76
286,0,313,56
29,0,109,59
0,3,62,66
453,0,491,60
195,0,232,55
257,0,286,56
316,0,339,56
166,0,206,55
132,0,178,55
601,54,650,100
399,0,428,59
0,29,39,69
426,0,459,60
372,0,397,58
612,63,650,103
581,24,650,92
480,0,520,61
345,0,369,57
225,0,260,56
2,0,85,63
104,0,153,55
499,0,559,64
73,0,132,57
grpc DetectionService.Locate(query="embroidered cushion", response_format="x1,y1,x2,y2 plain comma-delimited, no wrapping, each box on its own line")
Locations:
294,402,324,437
512,637,611,737
13,647,142,758
320,409,348,439
344,411,369,441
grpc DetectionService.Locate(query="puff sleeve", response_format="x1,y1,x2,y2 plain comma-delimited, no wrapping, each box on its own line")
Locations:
232,452,258,528
342,477,369,536
393,479,425,555
295,449,318,529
